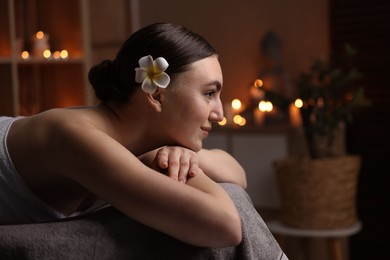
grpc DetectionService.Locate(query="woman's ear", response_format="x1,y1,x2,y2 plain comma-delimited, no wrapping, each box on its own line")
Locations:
145,88,166,112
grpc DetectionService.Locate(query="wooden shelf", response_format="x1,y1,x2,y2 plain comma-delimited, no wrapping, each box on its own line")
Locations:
0,57,12,63
0,0,91,116
16,57,85,64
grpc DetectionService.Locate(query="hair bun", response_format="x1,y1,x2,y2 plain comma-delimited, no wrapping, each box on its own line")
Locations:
88,60,118,102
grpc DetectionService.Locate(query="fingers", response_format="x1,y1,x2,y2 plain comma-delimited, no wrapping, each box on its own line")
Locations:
188,156,198,178
175,158,189,184
155,147,199,183
155,149,169,170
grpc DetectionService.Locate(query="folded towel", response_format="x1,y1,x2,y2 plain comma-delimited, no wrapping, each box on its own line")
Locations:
0,183,287,260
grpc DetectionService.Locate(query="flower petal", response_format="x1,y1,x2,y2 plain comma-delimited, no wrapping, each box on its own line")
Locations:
154,57,169,73
135,55,170,94
135,68,147,83
141,78,157,94
139,55,153,69
153,72,170,88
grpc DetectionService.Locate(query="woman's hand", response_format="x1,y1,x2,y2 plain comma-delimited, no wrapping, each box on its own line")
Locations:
140,146,199,183
140,147,247,188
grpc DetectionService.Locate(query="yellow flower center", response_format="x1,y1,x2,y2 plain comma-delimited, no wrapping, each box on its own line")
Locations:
147,68,158,80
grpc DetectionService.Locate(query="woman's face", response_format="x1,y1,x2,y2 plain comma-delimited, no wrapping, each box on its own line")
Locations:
160,56,224,151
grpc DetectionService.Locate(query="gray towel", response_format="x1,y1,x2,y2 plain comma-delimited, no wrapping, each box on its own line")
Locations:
0,183,288,260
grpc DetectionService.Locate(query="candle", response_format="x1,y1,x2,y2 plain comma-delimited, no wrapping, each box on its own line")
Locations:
249,79,265,100
289,99,303,127
254,100,272,126
254,108,265,126
32,31,50,58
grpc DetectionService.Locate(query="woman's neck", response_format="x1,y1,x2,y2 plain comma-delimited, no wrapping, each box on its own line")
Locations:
97,102,166,156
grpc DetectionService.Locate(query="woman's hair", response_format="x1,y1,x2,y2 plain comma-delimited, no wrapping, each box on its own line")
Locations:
89,23,217,103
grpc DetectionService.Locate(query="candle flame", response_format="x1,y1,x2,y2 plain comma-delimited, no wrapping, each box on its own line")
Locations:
258,101,273,112
231,99,242,110
60,50,69,59
43,49,51,58
254,79,263,88
218,117,227,126
53,51,61,59
233,115,246,126
36,31,44,39
294,99,303,108
21,51,29,60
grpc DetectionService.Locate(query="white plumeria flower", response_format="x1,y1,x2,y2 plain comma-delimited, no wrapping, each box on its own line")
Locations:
134,55,171,94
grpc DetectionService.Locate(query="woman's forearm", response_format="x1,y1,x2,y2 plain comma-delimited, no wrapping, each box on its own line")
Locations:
197,149,247,189
138,147,247,188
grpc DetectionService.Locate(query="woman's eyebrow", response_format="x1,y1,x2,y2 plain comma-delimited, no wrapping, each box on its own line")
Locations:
205,80,222,91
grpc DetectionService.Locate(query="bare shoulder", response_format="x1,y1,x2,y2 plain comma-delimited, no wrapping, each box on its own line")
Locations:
9,108,132,178
32,109,138,174
12,108,96,137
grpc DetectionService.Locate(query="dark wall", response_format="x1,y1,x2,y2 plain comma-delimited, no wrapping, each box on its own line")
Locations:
330,0,390,259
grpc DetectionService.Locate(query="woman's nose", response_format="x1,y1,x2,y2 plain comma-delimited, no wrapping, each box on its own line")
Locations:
209,99,224,122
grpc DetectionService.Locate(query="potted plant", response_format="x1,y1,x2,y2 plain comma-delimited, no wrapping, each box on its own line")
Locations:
270,44,370,229
296,44,369,159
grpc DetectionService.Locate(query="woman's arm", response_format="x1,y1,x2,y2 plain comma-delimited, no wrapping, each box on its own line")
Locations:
49,123,242,248
198,149,247,189
139,147,247,189
138,146,199,183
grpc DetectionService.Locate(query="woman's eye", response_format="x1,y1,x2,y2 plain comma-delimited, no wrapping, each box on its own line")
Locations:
205,91,215,98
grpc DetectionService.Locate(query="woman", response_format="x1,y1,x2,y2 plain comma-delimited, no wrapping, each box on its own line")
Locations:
0,23,246,247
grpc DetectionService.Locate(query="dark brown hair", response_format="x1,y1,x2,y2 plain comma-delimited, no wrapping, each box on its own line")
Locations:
88,23,217,103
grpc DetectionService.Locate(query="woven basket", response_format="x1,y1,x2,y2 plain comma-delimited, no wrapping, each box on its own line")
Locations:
274,155,361,229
